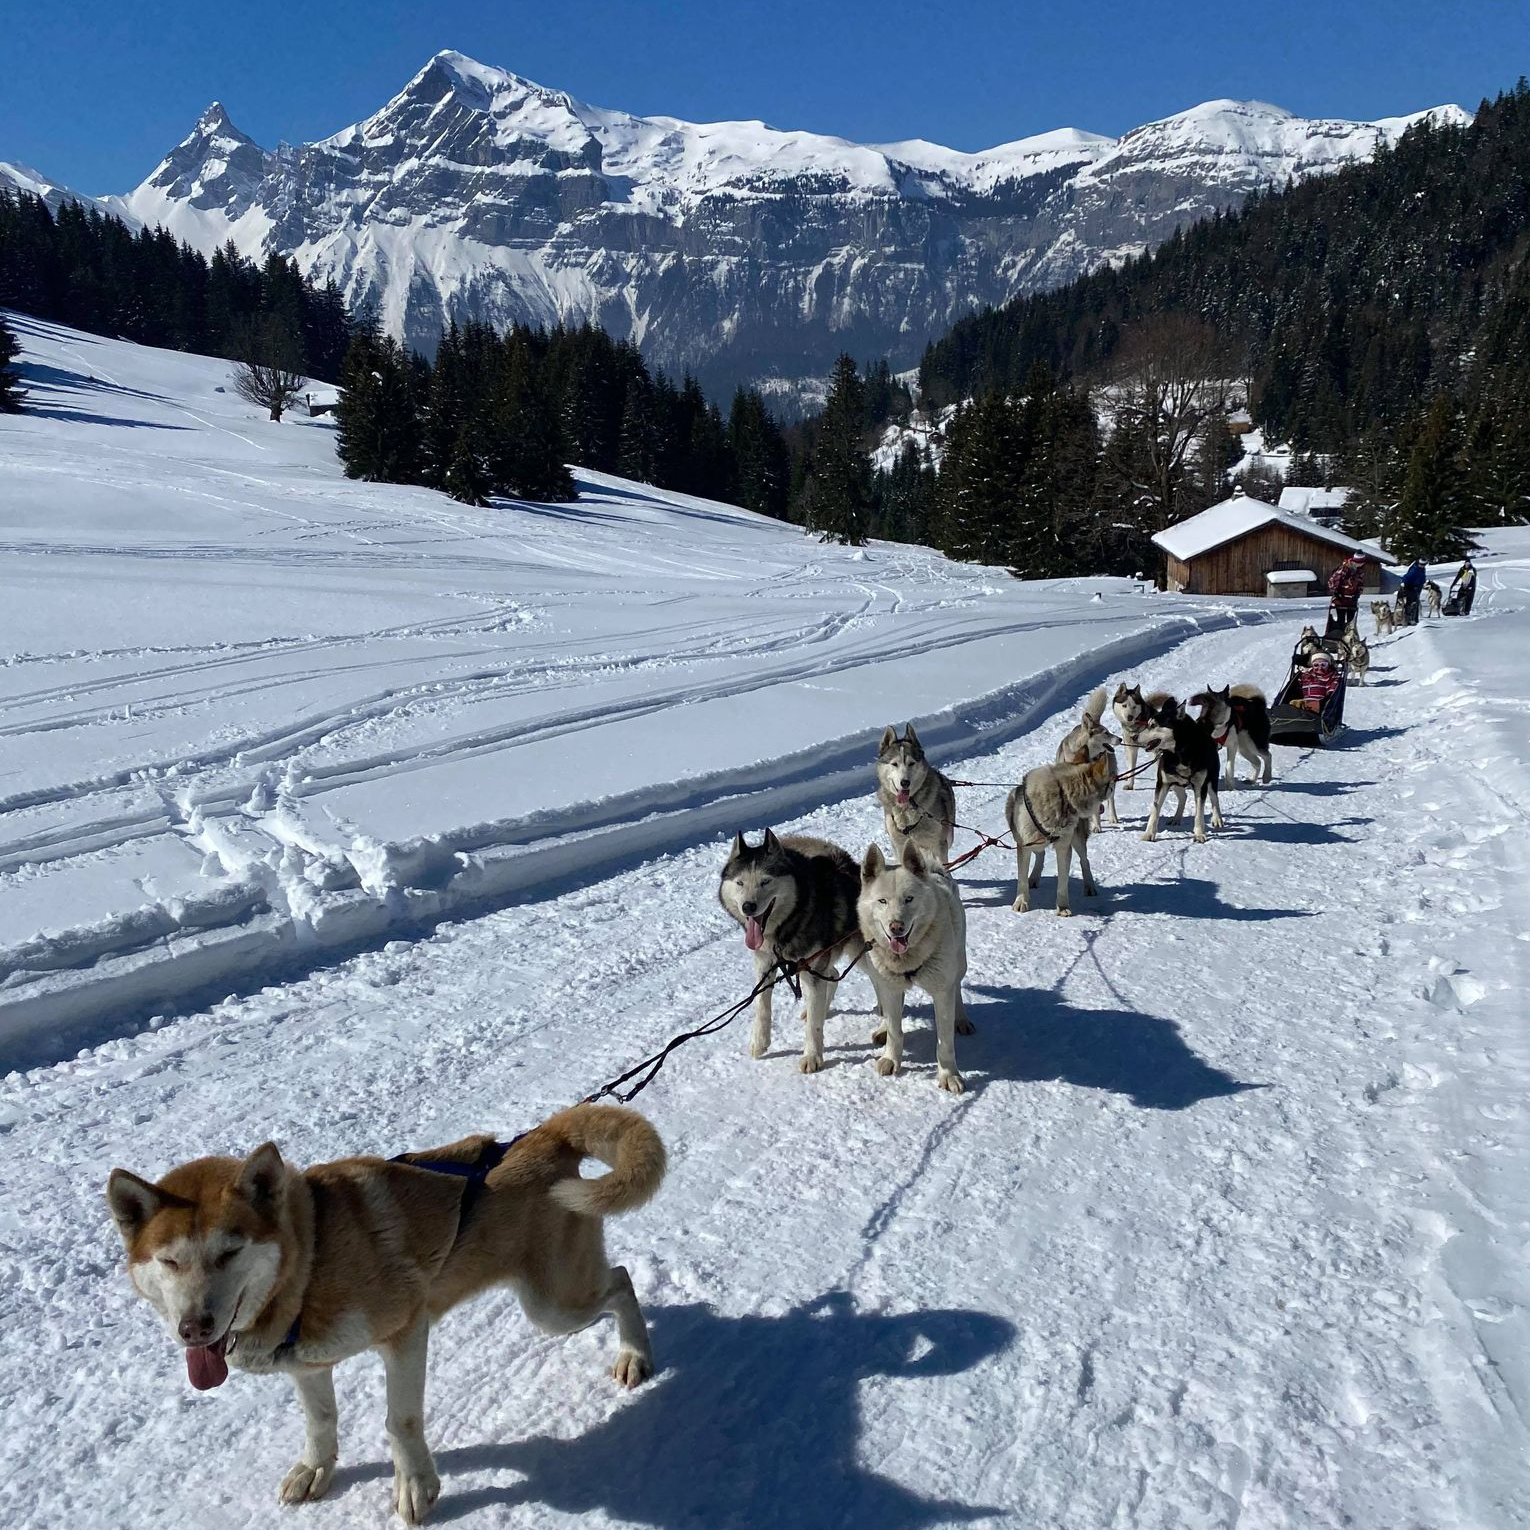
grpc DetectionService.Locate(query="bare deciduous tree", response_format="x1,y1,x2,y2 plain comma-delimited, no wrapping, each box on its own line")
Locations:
232,356,305,422
1100,315,1238,536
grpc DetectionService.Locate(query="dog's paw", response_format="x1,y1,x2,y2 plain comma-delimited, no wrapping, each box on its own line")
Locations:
613,1346,653,1388
1193,830,1208,844
799,1053,824,1074
1011,896,1029,913
875,1055,899,1076
748,1030,769,1060
279,1460,335,1505
393,1467,441,1526
937,1070,965,1095
956,1015,975,1036
1140,830,1156,842
1055,906,1072,918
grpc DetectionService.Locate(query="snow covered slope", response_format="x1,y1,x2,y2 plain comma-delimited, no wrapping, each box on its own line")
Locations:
0,316,1284,1063
22,49,1460,398
1,492,1525,1527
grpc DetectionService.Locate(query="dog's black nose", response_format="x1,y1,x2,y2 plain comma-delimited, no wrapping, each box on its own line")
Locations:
899,779,910,789
741,900,757,916
179,1313,216,1345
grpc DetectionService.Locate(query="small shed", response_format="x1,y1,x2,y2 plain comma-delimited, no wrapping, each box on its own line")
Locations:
1153,493,1384,597
1265,568,1317,598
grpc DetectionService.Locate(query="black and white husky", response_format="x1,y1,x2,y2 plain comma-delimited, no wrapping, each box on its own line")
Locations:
1191,684,1272,787
1136,700,1225,843
719,830,865,1074
875,724,956,866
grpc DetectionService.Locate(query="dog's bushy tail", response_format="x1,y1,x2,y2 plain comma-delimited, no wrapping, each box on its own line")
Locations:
537,1104,667,1218
1083,685,1108,723
1230,684,1267,704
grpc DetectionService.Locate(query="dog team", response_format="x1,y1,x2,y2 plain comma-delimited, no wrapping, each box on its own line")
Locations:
107,667,1280,1523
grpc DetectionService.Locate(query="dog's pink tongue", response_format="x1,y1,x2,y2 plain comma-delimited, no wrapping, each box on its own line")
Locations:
889,933,908,955
896,790,910,805
744,916,764,952
186,1338,229,1391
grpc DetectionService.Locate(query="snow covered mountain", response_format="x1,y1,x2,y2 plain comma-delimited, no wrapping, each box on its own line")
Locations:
22,51,1469,398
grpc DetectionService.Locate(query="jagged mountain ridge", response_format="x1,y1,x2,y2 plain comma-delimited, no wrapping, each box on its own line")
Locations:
6,52,1468,401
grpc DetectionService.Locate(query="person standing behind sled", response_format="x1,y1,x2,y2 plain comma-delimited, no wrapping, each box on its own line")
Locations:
1326,553,1367,634
1449,557,1477,615
1399,557,1427,626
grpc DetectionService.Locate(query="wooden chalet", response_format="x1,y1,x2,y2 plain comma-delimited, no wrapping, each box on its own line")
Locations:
1152,492,1384,598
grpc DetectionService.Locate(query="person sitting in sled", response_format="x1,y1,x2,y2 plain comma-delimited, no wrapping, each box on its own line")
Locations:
1400,557,1427,626
1300,652,1340,713
1448,557,1477,615
1327,554,1367,633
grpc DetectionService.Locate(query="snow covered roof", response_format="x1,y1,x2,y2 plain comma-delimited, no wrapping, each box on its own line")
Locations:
1278,486,1350,515
1153,495,1381,563
1265,569,1317,584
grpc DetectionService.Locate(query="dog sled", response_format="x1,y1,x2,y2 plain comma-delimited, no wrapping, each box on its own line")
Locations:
1442,591,1463,617
1270,636,1348,747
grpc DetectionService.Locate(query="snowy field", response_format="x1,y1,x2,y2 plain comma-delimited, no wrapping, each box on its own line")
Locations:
0,314,1274,1061
1,319,1527,1529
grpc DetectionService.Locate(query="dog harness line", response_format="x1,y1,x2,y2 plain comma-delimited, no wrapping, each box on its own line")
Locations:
1018,778,1061,845
272,1136,523,1357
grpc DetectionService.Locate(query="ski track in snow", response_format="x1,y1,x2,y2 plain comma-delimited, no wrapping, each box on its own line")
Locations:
3,581,1529,1529
2,316,1527,1529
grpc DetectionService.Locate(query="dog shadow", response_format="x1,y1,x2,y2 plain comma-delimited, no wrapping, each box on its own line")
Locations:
958,872,1307,922
963,983,1264,1110
409,1295,1014,1527
1224,815,1369,847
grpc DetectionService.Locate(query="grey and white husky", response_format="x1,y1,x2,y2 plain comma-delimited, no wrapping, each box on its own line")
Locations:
1190,683,1272,786
718,830,864,1074
1056,685,1122,826
858,841,971,1093
875,724,956,866
1341,625,1370,685
1005,750,1116,915
1112,684,1174,789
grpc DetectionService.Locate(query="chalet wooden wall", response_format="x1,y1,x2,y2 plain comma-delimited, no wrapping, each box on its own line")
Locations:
1168,525,1382,596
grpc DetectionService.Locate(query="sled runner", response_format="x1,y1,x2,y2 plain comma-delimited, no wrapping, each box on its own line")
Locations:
1442,592,1462,617
1270,637,1348,747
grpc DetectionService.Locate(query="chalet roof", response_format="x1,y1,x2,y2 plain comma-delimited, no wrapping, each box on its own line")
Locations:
1278,486,1350,515
1152,494,1383,563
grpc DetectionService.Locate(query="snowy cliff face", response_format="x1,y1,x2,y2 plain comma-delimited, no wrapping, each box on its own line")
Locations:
91,53,1466,399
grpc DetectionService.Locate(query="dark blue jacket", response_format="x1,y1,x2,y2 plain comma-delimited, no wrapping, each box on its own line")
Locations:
1401,561,1427,591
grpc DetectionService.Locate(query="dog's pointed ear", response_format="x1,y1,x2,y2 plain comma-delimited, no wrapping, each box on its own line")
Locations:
237,1142,286,1210
1113,682,1126,700
729,831,746,859
861,843,885,883
878,726,897,754
761,828,781,854
900,840,928,877
903,722,921,751
106,1168,166,1240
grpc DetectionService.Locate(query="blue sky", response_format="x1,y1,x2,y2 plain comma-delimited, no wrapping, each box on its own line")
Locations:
5,0,1526,192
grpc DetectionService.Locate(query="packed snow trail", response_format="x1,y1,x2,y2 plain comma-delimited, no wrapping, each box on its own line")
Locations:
2,570,1526,1529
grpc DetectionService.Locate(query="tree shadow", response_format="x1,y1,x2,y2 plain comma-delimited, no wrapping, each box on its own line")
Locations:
339,1296,1015,1527
18,359,172,404
964,983,1265,1110
20,405,190,430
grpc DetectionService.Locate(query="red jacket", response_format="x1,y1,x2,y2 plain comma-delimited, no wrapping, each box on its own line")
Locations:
1328,561,1365,600
1301,664,1340,706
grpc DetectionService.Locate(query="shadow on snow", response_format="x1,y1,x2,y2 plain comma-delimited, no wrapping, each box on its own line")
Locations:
333,1295,1015,1529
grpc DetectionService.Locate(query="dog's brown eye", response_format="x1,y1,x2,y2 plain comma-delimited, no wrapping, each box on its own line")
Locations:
215,1247,241,1268
160,1256,180,1271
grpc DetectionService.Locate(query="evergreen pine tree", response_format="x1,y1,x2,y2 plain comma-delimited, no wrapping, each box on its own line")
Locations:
1386,393,1474,559
444,423,492,506
800,355,872,545
0,314,25,413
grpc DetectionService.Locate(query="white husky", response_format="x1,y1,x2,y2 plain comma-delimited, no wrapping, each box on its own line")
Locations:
858,841,971,1093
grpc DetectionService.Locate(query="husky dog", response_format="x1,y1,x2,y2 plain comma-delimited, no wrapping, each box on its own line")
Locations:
106,1106,665,1524
1112,684,1174,789
1137,701,1224,842
1425,580,1443,619
719,829,864,1073
1004,750,1115,915
1343,627,1370,685
1295,625,1324,663
1370,600,1395,638
858,841,971,1093
875,724,956,865
1190,684,1272,786
1056,686,1122,826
